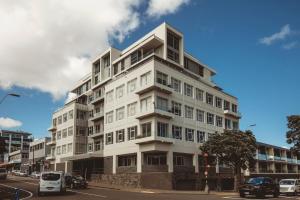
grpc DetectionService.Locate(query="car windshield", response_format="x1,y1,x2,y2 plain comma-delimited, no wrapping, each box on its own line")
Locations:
280,180,295,185
247,178,264,185
42,173,60,181
0,168,6,173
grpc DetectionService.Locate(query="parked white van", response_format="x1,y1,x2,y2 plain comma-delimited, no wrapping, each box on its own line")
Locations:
38,171,66,196
279,179,300,195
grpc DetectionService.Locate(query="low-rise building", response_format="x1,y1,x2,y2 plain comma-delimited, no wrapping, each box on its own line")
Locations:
29,137,51,173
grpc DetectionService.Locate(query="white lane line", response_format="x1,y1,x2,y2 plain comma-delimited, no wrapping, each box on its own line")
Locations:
140,190,155,193
67,189,107,198
0,183,33,200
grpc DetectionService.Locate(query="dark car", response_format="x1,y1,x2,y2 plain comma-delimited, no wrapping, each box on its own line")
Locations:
65,174,88,189
239,177,279,198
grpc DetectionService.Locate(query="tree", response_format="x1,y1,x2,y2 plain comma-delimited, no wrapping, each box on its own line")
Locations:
286,115,300,151
200,130,257,191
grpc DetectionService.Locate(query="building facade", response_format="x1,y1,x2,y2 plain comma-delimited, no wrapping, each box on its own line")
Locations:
48,23,241,190
29,137,51,173
0,130,33,170
249,142,300,182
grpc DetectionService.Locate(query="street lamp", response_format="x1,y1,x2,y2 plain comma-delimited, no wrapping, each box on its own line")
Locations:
203,152,210,194
0,93,21,104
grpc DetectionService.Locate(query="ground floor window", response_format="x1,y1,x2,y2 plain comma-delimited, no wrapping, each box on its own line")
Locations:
118,155,136,167
174,156,184,166
145,154,167,165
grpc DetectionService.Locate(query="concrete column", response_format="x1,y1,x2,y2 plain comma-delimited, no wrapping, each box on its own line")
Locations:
137,151,143,173
9,134,12,153
112,155,117,174
167,151,173,173
21,135,24,150
193,154,199,173
65,161,73,173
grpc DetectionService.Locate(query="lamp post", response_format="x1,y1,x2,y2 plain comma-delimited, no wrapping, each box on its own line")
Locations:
0,93,21,104
203,152,210,194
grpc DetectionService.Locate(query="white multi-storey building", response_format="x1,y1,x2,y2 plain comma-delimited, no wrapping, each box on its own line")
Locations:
48,23,240,190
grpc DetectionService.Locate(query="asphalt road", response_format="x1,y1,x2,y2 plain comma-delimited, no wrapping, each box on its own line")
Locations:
1,176,300,200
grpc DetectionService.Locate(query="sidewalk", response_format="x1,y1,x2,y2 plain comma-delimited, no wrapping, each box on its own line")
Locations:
88,181,238,196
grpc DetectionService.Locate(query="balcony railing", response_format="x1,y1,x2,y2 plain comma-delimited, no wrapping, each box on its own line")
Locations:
258,153,267,160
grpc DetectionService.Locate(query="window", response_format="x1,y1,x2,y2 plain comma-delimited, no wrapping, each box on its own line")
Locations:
56,146,61,155
207,112,215,125
172,126,182,140
224,100,230,110
127,78,137,93
62,145,66,154
62,129,67,138
197,131,206,143
140,71,151,87
171,77,181,93
52,118,57,126
67,143,72,153
184,83,193,97
88,143,93,152
156,71,168,86
215,97,222,108
95,139,103,151
131,50,142,65
68,126,73,136
69,110,73,119
57,131,61,140
171,101,181,116
206,93,214,105
118,156,136,167
106,132,113,145
156,96,168,111
233,121,239,130
106,90,113,103
116,129,125,143
185,105,194,119
94,61,100,74
141,122,151,137
185,128,194,142
146,154,167,165
157,122,168,137
76,110,86,120
184,57,204,77
167,31,180,63
225,119,231,129
127,102,137,117
196,88,204,101
63,113,67,122
128,126,137,140
116,107,125,121
216,116,223,127
195,109,204,122
174,156,184,166
106,111,113,123
232,104,238,113
103,54,110,67
116,85,124,99
58,116,62,125
141,97,152,112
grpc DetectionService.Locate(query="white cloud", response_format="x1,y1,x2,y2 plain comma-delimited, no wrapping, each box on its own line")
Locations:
146,0,189,18
0,117,22,128
259,24,291,45
65,92,77,104
282,41,297,50
0,0,142,100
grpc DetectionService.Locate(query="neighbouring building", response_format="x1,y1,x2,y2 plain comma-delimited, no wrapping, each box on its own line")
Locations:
29,137,51,173
47,22,241,190
0,129,33,170
248,142,300,182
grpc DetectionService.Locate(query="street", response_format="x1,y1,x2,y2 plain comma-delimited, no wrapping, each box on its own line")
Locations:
0,176,300,200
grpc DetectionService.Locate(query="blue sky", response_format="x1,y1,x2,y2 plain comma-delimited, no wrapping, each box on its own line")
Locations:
0,0,299,147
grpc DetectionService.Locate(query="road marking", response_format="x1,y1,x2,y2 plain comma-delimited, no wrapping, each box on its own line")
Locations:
67,189,107,198
140,190,155,193
0,183,33,200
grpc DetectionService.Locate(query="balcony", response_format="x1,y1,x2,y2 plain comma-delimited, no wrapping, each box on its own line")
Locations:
267,155,274,160
46,154,55,160
257,153,267,161
135,82,173,96
90,94,104,105
89,131,104,138
136,108,173,120
48,125,57,131
223,109,241,119
90,111,104,121
46,140,56,146
274,156,281,161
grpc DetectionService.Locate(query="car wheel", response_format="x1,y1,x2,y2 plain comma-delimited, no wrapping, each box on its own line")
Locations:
239,192,245,198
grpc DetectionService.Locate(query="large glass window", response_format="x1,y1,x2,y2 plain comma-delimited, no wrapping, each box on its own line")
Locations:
63,113,67,122
116,107,125,121
224,100,230,110
206,93,214,105
216,116,223,127
172,125,182,140
167,31,180,63
106,132,113,145
106,111,113,123
127,78,137,93
140,71,151,87
141,122,151,137
131,50,142,65
127,102,137,117
128,126,137,140
156,71,168,86
62,129,67,138
185,128,194,142
184,83,193,97
174,156,184,166
171,77,181,93
215,97,222,108
116,129,125,143
196,109,204,122
185,105,194,119
146,154,167,165
225,118,231,129
197,131,206,143
103,54,110,67
141,97,152,112
207,112,215,125
196,88,204,101
157,122,168,138
171,101,181,116
156,96,168,111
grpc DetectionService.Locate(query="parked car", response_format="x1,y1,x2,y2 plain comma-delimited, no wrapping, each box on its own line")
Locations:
65,174,88,189
31,171,41,179
38,171,66,196
239,177,279,198
12,170,20,176
0,168,7,180
279,179,300,195
19,171,28,177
